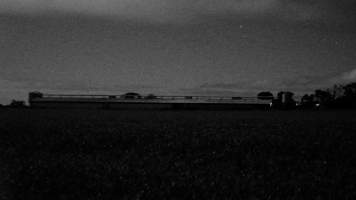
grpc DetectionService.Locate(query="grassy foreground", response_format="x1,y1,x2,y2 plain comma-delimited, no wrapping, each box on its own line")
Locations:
1,109,356,199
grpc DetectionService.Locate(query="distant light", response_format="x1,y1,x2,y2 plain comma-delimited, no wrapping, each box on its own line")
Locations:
269,102,273,107
316,103,320,107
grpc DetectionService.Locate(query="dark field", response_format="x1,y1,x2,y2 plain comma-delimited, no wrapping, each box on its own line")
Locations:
1,109,356,199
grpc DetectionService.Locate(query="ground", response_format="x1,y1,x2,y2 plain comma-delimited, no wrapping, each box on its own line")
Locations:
1,109,356,199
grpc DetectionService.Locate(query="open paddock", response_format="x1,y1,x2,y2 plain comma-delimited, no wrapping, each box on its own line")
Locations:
1,109,356,199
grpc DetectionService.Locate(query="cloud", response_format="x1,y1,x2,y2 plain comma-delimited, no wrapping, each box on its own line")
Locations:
0,0,349,23
200,79,269,90
341,69,356,81
331,68,356,84
185,69,356,97
195,73,342,95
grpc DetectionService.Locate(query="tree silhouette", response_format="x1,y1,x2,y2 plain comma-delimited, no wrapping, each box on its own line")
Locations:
257,91,274,100
145,94,157,99
300,94,316,108
9,100,26,108
314,89,334,107
343,82,356,98
337,82,356,108
272,91,296,109
304,82,356,109
122,92,142,99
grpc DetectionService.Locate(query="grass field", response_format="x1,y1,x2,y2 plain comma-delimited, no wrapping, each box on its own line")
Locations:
1,109,356,199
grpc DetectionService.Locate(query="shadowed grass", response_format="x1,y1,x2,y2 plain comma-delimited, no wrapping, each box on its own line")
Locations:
1,109,356,199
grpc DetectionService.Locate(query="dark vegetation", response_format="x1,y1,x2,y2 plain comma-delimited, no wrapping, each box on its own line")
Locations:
1,109,356,199
23,82,356,110
297,83,356,109
144,94,157,100
9,100,26,108
268,82,356,109
257,91,274,100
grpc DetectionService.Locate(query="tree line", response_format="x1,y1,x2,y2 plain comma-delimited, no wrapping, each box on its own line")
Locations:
258,82,356,109
1,82,355,109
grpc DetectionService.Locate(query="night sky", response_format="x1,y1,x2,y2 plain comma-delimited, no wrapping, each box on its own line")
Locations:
1,0,356,103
